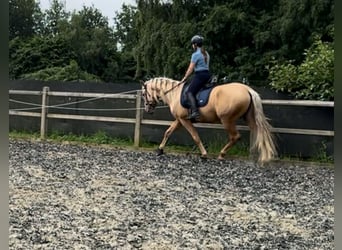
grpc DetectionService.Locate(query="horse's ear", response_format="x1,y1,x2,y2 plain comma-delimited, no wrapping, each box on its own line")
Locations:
140,80,145,87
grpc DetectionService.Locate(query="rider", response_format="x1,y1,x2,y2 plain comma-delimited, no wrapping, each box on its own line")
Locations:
181,35,211,121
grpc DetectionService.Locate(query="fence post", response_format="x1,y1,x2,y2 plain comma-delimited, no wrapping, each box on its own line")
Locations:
134,90,143,147
40,86,49,139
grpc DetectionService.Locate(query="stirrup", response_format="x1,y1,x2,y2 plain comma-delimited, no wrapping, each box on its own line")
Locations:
187,111,200,121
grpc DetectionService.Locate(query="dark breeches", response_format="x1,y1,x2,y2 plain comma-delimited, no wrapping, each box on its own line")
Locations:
187,70,211,95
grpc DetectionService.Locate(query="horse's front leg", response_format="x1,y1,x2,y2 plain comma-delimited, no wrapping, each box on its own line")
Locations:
157,119,181,155
179,119,208,158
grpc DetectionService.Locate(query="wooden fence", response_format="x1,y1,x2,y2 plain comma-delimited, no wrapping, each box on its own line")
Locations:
9,87,334,148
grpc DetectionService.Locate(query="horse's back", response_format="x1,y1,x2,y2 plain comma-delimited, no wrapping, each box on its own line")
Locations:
206,82,252,118
214,82,250,93
211,82,251,103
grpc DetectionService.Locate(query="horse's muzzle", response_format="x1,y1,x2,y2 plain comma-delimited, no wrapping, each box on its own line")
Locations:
146,109,154,114
145,105,155,114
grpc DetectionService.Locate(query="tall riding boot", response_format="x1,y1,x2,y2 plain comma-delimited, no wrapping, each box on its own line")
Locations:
186,92,200,121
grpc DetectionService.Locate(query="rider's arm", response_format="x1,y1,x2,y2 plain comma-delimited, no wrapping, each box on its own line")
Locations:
182,61,195,82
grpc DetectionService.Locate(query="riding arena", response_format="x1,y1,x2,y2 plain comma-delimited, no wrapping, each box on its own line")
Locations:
9,80,334,249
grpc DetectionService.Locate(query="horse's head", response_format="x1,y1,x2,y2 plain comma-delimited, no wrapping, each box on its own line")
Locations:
141,80,157,114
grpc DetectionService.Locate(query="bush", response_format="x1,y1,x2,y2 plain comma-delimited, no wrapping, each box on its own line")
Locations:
267,37,334,101
20,60,103,82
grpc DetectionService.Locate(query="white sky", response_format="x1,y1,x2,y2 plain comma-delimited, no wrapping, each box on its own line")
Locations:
36,0,136,26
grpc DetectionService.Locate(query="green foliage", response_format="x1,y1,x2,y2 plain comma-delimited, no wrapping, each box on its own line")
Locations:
43,0,69,35
9,0,37,39
29,130,134,146
131,0,334,82
268,35,334,100
59,5,120,82
20,60,102,82
9,0,334,87
315,141,334,163
9,1,121,82
113,4,138,51
9,35,77,79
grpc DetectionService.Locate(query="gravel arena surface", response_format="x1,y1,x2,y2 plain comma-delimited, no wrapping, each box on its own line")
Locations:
9,138,334,250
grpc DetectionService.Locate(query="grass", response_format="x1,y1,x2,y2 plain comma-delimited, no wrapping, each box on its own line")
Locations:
9,130,333,165
9,129,248,157
9,129,188,150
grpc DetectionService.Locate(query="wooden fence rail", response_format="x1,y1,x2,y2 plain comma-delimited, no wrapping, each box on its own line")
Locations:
9,88,334,147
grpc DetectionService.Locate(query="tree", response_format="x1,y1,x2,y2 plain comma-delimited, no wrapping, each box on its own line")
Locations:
113,4,138,51
9,0,37,39
9,0,334,89
62,5,119,82
43,0,69,35
112,4,138,81
273,0,334,62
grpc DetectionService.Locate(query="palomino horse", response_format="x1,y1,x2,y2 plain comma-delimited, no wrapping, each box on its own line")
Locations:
141,77,277,164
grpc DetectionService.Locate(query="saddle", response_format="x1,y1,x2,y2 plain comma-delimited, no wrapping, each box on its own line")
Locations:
180,75,218,109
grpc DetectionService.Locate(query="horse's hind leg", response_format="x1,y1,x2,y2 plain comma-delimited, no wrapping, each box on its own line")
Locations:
157,120,181,155
218,120,241,160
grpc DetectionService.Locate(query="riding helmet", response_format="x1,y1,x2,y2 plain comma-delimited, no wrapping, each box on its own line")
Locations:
191,35,203,46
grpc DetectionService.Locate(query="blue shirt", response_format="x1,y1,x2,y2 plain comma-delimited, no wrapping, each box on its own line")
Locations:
191,47,210,72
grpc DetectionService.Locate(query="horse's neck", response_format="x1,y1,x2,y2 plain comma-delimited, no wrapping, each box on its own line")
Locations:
152,78,182,105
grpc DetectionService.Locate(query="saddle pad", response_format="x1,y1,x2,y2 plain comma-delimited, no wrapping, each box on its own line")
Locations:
180,83,216,109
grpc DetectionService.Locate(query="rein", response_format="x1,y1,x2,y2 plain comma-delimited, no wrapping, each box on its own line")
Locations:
162,80,184,95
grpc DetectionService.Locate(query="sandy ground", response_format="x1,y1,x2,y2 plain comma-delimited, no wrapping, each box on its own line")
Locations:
9,138,334,249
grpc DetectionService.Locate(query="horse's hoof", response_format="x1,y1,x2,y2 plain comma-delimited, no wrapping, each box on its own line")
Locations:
156,148,164,156
218,154,225,160
200,154,208,159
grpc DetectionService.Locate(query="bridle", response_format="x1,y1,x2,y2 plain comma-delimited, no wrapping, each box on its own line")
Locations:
142,84,157,110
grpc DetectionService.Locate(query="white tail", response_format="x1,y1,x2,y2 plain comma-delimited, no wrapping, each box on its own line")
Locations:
247,88,277,164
